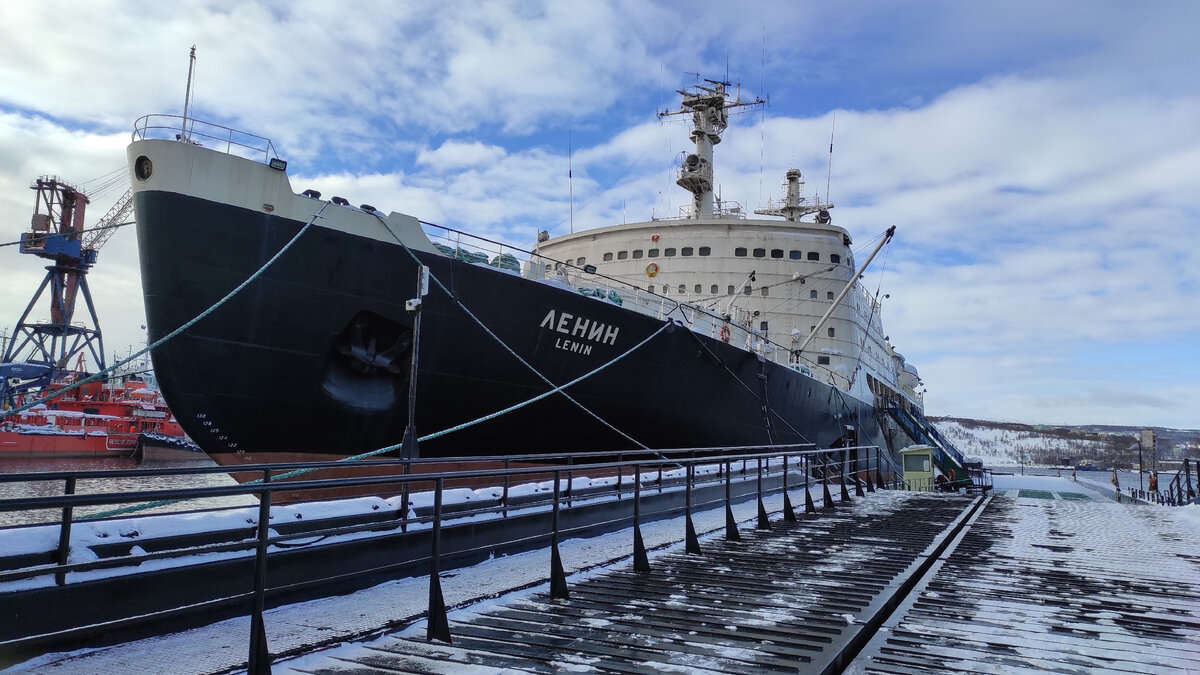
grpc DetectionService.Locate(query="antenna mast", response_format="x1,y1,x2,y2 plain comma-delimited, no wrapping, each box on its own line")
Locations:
658,79,764,218
568,130,574,234
181,45,197,140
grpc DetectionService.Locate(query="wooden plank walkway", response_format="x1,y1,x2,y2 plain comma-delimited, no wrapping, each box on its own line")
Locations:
850,490,1200,673
280,491,981,674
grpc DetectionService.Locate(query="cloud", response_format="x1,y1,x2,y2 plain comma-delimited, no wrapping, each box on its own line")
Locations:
0,1,1197,428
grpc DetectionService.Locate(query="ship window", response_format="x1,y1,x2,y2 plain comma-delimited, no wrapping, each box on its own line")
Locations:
728,285,735,294
710,284,718,294
648,248,660,258
603,252,613,262
632,250,644,259
810,290,818,299
789,250,802,260
617,251,628,260
681,247,694,256
828,327,836,337
648,285,655,292
753,248,766,257
735,247,748,256
554,262,563,270
827,291,834,300
818,355,831,365
760,321,768,331
694,284,702,293
743,285,751,295
678,284,686,294
831,254,841,263
699,246,711,256
577,257,586,265
771,249,783,258
807,251,819,261
761,287,769,296
810,325,816,333
664,248,677,257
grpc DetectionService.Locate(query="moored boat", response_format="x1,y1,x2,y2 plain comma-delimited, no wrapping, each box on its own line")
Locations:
126,79,936,470
0,378,189,458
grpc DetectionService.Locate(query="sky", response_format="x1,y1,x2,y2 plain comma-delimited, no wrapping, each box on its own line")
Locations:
0,0,1197,429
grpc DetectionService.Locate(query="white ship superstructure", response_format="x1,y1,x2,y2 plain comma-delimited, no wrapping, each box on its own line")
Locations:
533,80,922,411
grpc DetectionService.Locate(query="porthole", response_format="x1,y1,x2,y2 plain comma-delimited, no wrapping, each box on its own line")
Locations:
134,156,153,181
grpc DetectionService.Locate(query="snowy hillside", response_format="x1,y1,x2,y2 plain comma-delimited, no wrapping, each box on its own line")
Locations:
931,418,1134,467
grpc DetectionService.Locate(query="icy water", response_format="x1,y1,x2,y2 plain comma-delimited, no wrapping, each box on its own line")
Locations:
0,456,257,527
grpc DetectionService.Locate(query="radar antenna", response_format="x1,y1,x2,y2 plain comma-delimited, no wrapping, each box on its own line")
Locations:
658,78,764,218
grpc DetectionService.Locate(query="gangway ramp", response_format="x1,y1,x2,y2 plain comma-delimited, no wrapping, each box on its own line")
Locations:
278,492,984,674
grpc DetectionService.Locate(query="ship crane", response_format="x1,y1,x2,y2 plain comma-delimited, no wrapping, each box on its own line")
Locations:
0,177,133,409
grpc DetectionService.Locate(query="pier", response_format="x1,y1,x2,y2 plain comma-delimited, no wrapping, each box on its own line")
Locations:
2,454,1199,673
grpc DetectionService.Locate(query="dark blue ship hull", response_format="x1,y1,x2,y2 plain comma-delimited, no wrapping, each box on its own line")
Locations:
135,191,893,458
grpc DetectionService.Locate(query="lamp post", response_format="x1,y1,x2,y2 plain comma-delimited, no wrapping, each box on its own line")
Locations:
400,265,430,460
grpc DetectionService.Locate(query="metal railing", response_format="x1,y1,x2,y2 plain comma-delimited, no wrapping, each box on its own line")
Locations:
1129,458,1198,505
416,220,856,389
131,114,279,163
0,443,891,672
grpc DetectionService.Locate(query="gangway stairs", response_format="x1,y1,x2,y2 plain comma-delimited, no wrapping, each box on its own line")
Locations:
885,406,969,485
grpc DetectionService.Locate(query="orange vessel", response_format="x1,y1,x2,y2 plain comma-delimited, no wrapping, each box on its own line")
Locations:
0,378,189,458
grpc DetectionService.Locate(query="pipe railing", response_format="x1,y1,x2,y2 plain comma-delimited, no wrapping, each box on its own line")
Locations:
0,443,893,672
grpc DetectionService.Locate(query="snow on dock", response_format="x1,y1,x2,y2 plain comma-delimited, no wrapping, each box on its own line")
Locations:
6,474,1199,674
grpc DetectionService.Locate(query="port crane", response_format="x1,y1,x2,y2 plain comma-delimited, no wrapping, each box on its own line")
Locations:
0,177,132,409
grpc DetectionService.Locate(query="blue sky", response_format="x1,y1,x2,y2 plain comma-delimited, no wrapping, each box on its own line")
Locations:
0,0,1197,429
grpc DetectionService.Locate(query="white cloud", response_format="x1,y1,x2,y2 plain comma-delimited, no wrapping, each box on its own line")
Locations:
0,1,1197,428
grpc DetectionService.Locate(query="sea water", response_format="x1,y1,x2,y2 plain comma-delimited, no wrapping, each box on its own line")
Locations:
0,456,256,527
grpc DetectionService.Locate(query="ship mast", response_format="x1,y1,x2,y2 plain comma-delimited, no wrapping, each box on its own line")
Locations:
658,79,763,219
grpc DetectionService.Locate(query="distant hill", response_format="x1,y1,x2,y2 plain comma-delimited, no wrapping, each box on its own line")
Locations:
927,416,1200,468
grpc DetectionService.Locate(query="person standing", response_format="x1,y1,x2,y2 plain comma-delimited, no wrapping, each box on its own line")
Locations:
1112,469,1121,502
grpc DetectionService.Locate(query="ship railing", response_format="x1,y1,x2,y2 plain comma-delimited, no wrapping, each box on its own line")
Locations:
0,442,894,666
131,114,280,164
416,220,853,389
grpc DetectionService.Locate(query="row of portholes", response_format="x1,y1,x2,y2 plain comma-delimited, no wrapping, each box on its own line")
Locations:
736,247,841,264
602,246,711,262
645,283,838,301
598,246,841,264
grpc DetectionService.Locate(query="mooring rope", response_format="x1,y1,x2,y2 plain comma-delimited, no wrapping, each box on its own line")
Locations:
1,203,330,422
376,214,652,450
79,206,671,520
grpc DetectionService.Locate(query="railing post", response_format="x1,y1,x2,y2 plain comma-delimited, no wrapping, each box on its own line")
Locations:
852,447,865,497
616,453,624,499
804,453,816,514
426,476,451,642
550,470,569,598
685,463,701,554
782,452,796,522
248,469,272,675
400,460,411,533
822,458,836,509
840,456,853,503
724,459,741,540
875,447,885,489
55,477,76,587
633,464,650,571
756,456,770,530
502,458,510,518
